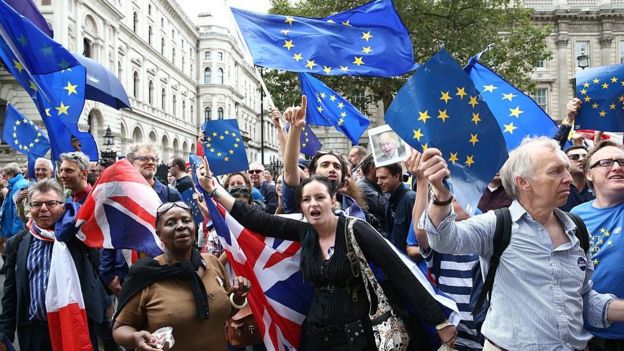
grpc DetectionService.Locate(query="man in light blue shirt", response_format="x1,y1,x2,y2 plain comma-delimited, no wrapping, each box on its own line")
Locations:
421,137,624,351
572,140,624,351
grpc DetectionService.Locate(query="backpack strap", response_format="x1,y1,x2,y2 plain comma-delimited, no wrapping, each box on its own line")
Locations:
565,212,590,253
474,208,512,315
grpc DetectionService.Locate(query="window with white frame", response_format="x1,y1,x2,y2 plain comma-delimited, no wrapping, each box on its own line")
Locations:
534,88,548,113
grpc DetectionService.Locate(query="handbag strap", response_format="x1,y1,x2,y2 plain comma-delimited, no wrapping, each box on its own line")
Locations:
346,218,394,319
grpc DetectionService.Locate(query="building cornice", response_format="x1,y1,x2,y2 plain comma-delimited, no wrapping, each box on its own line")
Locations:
155,0,199,40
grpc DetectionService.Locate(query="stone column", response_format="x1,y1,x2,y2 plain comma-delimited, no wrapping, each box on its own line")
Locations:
599,34,613,66
555,34,569,121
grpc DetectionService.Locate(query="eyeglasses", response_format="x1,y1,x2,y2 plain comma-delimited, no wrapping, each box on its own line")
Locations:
137,156,159,163
568,154,586,161
156,201,191,222
248,169,263,174
589,158,624,169
30,200,64,209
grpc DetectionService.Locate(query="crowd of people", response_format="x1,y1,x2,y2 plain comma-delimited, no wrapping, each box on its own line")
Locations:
0,95,621,351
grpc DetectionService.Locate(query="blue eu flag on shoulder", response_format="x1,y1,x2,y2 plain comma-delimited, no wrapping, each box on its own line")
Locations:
575,64,624,132
0,0,97,161
299,73,371,144
202,120,249,176
465,54,560,151
385,49,508,215
231,0,415,77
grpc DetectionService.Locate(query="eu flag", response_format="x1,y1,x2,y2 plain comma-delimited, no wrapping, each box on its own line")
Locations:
575,64,624,132
465,55,560,151
285,122,322,157
385,49,508,215
231,0,415,77
0,0,98,161
202,120,249,176
5,0,53,38
2,104,50,158
299,73,371,144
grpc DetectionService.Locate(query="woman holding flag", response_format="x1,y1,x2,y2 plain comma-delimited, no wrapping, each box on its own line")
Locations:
197,157,458,350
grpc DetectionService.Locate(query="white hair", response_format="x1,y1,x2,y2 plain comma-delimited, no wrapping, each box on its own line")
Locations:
34,157,53,170
500,136,564,199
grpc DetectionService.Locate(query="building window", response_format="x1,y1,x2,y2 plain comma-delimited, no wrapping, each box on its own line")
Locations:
161,88,166,110
148,81,154,105
534,88,548,112
133,12,138,33
217,68,224,84
205,51,211,60
161,38,165,55
148,26,152,45
204,67,211,84
218,107,224,119
161,18,164,27
575,41,590,70
619,40,624,64
190,106,194,123
218,52,223,61
204,107,211,121
148,4,152,15
41,0,51,5
182,57,185,71
172,48,175,64
117,61,122,78
182,100,186,120
133,71,139,98
83,38,92,58
535,59,545,69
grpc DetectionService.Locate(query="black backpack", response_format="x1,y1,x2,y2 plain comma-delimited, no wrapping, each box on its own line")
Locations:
473,208,590,315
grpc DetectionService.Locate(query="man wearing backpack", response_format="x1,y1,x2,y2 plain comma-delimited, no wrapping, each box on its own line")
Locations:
571,140,624,351
420,137,624,351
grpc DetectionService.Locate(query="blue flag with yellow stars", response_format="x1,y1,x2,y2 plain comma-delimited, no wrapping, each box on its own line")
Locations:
0,0,97,161
2,104,50,158
385,49,508,215
299,73,371,144
465,55,560,151
231,0,415,77
202,119,249,176
575,64,624,132
285,122,322,157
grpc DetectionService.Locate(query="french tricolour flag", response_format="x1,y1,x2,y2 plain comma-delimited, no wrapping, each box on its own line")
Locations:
76,160,163,256
45,241,93,351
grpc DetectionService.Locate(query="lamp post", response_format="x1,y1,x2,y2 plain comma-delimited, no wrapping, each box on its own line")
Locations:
577,48,589,70
100,125,117,164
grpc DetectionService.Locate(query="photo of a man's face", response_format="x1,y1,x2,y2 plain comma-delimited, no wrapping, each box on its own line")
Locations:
378,132,400,158
368,125,408,167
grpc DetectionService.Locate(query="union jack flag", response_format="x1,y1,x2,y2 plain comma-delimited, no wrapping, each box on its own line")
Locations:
75,159,164,257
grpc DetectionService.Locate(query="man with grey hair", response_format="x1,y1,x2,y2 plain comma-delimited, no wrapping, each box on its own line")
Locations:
59,151,91,204
419,137,624,350
126,143,181,203
248,161,277,213
33,158,53,182
0,179,109,351
0,163,29,273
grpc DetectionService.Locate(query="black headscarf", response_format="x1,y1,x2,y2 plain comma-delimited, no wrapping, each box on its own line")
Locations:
114,248,210,321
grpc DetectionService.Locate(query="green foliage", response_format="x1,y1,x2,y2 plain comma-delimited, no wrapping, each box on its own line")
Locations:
264,0,551,114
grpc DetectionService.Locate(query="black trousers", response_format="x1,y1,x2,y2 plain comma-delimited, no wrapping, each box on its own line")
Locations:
588,336,624,351
18,323,52,351
300,319,376,351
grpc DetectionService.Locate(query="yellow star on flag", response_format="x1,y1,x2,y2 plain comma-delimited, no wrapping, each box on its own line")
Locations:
353,56,365,66
602,83,609,89
592,102,599,109
305,60,317,69
611,77,619,83
29,80,38,92
456,87,467,99
361,31,373,41
329,95,337,102
449,152,459,165
64,81,78,95
283,40,295,50
340,111,347,117
483,84,497,93
502,93,517,101
13,59,24,73
509,106,523,118
471,113,481,125
418,110,431,123
619,95,624,102
468,133,479,146
413,128,423,141
584,95,591,103
224,157,230,162
440,91,452,103
320,92,326,99
293,53,303,62
583,82,590,88
284,16,295,25
280,29,290,35
229,150,235,154
326,19,335,24
599,110,607,117
361,46,373,54
337,118,345,126
337,102,344,109
323,66,332,74
45,108,51,117
340,66,349,72
55,102,70,115
468,96,478,108
421,143,428,151
437,109,449,122
317,106,323,113
503,122,517,134
610,103,616,110
593,78,600,84
580,89,587,95
465,155,475,167
342,20,351,26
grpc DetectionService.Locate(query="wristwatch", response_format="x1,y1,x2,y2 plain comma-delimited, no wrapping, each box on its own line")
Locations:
432,194,453,206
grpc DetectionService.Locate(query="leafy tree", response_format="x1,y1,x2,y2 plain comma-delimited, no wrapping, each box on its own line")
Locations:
264,0,551,114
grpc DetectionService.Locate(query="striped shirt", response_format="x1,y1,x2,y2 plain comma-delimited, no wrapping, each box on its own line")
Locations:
27,235,53,321
424,200,615,351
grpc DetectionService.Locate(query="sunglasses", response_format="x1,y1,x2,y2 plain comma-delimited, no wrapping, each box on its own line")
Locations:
589,158,624,169
248,169,263,174
156,201,191,221
63,152,90,169
568,154,586,161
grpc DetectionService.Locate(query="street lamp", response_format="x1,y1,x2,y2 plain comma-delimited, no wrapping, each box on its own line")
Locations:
577,48,589,70
100,125,117,163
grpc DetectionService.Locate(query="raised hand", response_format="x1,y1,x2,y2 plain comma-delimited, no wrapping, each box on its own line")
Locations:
283,95,307,128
